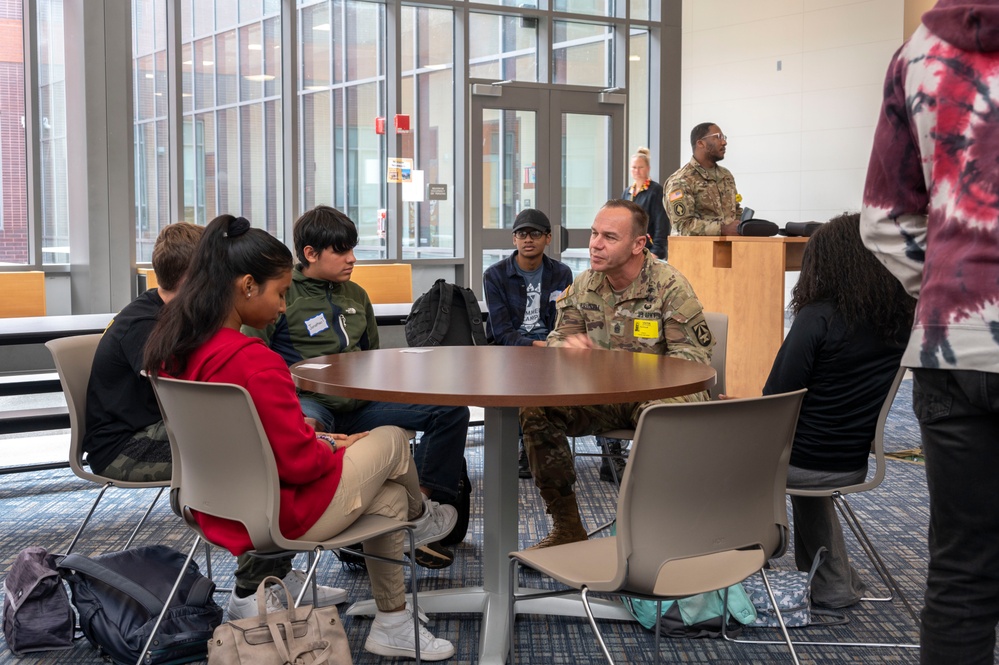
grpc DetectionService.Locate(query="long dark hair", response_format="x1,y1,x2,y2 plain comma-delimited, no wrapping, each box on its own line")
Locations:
144,214,292,376
790,212,914,343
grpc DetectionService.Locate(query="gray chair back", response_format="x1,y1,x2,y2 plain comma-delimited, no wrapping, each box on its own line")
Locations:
151,376,286,551
615,389,806,597
45,334,121,485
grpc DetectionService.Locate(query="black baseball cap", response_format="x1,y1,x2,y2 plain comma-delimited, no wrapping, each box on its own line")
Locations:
512,209,551,233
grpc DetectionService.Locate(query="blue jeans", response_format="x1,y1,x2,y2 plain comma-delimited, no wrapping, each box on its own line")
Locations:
301,397,469,502
913,368,999,665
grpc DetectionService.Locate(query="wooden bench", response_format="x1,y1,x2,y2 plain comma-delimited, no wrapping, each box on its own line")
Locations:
351,264,413,304
0,272,46,318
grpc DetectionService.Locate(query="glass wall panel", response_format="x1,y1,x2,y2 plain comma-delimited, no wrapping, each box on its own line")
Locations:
347,82,383,258
298,0,384,255
553,21,612,87
39,0,69,265
182,43,193,113
216,29,237,106
301,2,331,89
553,0,613,18
630,0,650,20
133,0,168,261
469,13,537,82
480,109,536,231
562,113,609,229
628,28,649,158
401,6,454,259
216,107,240,216
181,2,282,236
240,104,265,224
301,90,332,209
2,0,28,264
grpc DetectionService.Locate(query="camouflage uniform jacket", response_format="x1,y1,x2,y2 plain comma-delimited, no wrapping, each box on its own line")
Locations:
664,157,743,236
548,249,714,367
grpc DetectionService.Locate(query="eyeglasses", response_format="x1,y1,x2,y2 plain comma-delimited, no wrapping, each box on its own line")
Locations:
700,132,727,142
513,229,547,240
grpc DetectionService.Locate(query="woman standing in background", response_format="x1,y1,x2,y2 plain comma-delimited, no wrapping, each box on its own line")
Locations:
622,146,669,261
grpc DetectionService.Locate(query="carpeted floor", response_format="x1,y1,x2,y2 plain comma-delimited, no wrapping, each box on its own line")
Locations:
0,379,979,664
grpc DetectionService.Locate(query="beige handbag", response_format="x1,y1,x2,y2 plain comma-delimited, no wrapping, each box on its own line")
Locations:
207,576,352,665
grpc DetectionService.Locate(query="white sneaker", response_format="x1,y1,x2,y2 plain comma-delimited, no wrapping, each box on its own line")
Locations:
364,608,455,661
280,569,347,607
226,586,284,621
409,498,458,550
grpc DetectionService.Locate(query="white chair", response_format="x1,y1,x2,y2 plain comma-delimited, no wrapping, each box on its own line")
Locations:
143,375,426,665
510,390,807,664
45,334,167,555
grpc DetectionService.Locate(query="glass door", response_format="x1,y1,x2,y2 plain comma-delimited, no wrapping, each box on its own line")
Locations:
469,84,625,294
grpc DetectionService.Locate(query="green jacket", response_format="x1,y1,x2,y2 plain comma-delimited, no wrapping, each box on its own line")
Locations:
242,266,379,413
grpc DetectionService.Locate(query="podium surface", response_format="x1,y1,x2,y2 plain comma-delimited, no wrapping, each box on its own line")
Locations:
669,235,809,397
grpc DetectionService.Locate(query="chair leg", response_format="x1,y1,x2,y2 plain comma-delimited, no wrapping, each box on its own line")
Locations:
509,559,518,664
406,527,421,665
64,482,113,555
123,486,166,549
654,599,663,665
580,587,615,665
136,533,201,665
759,568,802,665
293,548,324,609
834,495,920,624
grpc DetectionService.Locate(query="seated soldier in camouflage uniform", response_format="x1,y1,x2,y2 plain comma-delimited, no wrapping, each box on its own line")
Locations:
664,122,743,236
520,199,714,549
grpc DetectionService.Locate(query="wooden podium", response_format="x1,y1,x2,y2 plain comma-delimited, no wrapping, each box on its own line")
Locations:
669,236,809,397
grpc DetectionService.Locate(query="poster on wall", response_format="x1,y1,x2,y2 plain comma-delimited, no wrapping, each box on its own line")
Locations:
402,170,425,202
388,158,413,183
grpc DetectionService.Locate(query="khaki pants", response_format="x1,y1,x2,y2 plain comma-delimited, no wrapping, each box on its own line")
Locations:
301,425,423,611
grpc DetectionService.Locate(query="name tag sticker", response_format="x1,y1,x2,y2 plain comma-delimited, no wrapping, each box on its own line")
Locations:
305,313,330,337
634,319,659,339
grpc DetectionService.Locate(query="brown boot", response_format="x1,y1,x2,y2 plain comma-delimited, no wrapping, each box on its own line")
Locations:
528,494,588,550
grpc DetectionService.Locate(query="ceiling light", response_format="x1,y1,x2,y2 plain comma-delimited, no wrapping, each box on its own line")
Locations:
182,60,193,66
304,85,328,91
202,60,214,67
145,73,155,79
312,23,331,31
629,55,641,61
244,74,276,82
247,44,262,50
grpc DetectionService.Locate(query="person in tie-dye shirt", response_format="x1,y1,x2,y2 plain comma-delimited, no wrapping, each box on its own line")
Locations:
860,2,999,661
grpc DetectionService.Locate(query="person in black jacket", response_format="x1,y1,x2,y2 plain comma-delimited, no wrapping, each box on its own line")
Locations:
762,213,915,608
622,147,669,260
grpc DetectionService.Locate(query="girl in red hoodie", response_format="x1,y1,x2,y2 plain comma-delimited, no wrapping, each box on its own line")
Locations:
144,215,455,660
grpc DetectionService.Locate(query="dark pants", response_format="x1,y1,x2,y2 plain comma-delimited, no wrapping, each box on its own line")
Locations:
913,368,999,665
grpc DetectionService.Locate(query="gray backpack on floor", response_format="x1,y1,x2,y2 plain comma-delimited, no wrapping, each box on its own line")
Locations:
2,546,75,655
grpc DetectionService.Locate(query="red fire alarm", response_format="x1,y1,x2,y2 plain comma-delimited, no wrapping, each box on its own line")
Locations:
375,117,386,134
394,114,411,133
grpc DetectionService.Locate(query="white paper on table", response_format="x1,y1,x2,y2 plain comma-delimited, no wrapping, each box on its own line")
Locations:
399,348,433,353
297,363,332,369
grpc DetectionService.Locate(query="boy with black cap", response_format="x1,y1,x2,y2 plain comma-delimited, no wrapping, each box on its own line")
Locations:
482,208,572,477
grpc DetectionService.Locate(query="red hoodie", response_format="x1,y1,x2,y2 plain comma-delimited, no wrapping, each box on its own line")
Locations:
173,327,343,555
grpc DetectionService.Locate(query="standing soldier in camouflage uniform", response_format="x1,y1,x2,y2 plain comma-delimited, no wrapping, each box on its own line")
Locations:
520,199,714,549
664,122,743,236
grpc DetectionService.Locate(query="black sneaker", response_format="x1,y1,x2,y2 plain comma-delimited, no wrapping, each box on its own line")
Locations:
412,541,454,569
518,440,532,479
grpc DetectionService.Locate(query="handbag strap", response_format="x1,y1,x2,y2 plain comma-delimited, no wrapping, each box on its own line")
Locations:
58,553,164,617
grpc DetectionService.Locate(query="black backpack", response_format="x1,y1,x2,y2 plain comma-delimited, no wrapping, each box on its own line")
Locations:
405,279,488,347
2,546,75,656
58,545,223,665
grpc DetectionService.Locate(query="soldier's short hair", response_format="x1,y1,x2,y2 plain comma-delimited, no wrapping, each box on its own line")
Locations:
601,199,649,239
690,122,717,150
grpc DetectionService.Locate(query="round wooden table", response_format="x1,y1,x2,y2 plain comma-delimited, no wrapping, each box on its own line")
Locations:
291,345,715,664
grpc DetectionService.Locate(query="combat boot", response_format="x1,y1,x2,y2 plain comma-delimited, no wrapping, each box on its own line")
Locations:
527,494,587,550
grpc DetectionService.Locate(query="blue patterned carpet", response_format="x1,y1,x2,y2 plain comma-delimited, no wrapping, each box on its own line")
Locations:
0,379,977,664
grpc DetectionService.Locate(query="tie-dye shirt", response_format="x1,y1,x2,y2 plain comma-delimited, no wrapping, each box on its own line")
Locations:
860,1,999,373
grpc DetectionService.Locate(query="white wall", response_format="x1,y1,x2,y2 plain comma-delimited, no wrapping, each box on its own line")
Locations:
679,0,905,224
